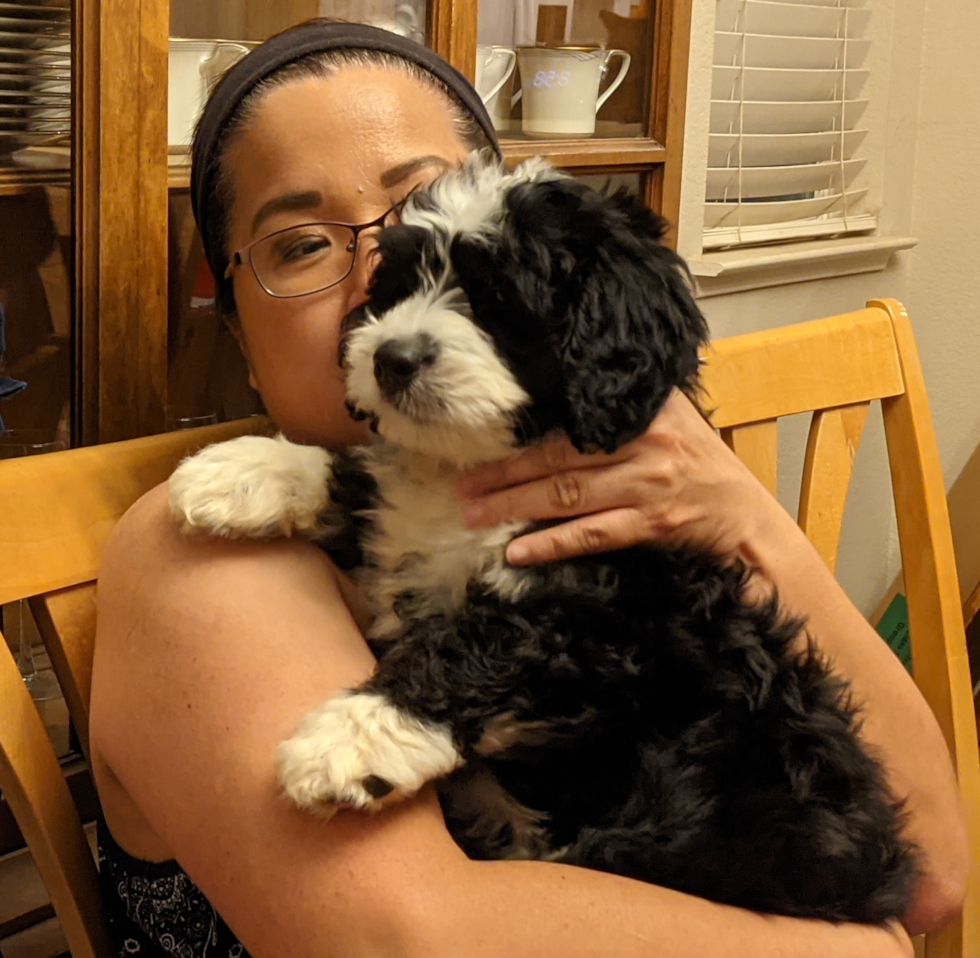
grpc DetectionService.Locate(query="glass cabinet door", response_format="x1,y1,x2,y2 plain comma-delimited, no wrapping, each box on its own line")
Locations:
477,0,653,142
166,0,429,429
0,0,72,448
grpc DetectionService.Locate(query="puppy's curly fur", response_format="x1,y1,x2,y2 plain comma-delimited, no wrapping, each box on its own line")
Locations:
170,155,918,922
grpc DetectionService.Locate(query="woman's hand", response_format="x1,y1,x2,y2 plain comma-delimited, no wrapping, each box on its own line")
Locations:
456,389,779,566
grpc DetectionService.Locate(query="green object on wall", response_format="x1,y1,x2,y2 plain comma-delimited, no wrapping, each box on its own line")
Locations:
875,593,913,673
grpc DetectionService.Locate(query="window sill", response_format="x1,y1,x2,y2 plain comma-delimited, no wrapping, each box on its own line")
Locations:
688,235,919,298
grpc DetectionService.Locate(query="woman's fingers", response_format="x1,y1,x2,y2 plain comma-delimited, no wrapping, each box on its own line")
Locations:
456,437,629,499
460,461,646,529
506,508,650,565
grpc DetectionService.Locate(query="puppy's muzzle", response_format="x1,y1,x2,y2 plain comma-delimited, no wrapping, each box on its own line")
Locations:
374,333,439,401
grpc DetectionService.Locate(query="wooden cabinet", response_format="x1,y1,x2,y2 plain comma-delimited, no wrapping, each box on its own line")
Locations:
0,0,692,446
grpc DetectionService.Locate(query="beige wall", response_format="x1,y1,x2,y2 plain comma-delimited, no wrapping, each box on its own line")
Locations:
679,0,980,615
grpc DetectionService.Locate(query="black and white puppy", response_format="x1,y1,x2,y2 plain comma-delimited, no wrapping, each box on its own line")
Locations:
169,155,917,922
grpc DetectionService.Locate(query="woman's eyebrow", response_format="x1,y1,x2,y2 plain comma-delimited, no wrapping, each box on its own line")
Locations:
251,190,323,237
380,155,450,189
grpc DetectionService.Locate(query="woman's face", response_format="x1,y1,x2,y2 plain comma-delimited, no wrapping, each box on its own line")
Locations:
223,66,472,447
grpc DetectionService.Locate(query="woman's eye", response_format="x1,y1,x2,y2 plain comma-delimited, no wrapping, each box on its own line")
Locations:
275,233,331,264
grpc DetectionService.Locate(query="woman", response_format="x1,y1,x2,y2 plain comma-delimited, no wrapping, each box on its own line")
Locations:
89,20,966,958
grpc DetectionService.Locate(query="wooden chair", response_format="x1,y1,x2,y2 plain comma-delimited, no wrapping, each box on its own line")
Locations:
0,418,268,958
699,299,980,958
0,299,976,958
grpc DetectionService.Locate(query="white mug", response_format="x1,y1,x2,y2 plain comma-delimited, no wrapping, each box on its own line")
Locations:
168,38,252,148
475,45,519,131
516,47,631,139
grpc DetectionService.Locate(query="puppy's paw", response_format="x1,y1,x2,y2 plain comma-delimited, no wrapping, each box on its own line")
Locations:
276,692,462,814
168,434,332,539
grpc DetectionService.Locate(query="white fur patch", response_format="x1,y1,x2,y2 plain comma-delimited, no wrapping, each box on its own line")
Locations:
345,288,529,466
169,434,333,539
276,691,462,813
400,154,564,242
357,448,529,640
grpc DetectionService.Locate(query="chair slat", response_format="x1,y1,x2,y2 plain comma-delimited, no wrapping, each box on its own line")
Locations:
797,402,870,573
720,419,778,496
0,418,270,607
0,638,109,958
873,299,980,957
700,307,903,428
30,583,98,763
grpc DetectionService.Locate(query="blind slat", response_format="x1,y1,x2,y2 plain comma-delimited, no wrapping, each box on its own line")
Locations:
750,0,866,6
711,99,868,134
706,158,865,200
714,33,871,70
703,213,877,250
709,130,866,168
713,66,869,102
716,0,871,38
705,189,867,229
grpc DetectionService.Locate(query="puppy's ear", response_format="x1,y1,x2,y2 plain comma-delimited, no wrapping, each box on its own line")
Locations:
506,180,709,453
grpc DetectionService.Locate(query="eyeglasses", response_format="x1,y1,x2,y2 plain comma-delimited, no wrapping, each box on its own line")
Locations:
226,206,398,299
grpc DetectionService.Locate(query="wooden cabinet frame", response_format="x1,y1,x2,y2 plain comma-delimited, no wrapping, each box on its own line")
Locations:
78,0,693,442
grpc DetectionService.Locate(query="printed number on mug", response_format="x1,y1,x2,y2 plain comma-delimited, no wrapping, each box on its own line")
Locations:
532,70,571,88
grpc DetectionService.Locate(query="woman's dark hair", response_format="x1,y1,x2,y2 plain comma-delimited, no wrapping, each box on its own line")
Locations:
195,42,495,318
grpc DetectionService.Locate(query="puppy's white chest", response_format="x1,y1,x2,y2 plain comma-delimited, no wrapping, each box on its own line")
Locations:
360,454,527,640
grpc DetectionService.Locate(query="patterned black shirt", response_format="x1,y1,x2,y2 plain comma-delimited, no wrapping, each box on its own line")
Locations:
97,814,251,958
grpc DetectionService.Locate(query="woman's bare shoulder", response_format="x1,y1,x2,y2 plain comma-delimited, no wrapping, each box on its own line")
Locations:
89,480,459,956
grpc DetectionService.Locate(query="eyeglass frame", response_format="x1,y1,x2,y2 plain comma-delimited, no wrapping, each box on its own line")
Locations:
224,205,397,300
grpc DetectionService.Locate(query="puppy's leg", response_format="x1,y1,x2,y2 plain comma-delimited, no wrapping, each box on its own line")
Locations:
438,762,551,860
169,434,335,539
275,689,463,814
277,602,590,814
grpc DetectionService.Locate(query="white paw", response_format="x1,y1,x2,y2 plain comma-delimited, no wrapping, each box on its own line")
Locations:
168,434,332,539
276,692,462,813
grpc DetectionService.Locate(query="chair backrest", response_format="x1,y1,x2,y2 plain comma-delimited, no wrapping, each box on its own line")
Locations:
0,418,269,958
0,301,977,957
700,299,979,958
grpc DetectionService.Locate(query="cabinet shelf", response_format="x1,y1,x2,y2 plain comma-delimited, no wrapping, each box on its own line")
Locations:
166,137,667,191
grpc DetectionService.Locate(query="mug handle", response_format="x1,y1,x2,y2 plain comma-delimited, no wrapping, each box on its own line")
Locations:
595,49,632,114
201,42,251,95
481,49,518,106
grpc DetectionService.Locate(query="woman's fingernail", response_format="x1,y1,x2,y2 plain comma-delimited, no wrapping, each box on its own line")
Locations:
461,502,485,526
507,542,530,565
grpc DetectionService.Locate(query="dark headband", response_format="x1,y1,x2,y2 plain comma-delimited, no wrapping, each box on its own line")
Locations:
191,19,501,304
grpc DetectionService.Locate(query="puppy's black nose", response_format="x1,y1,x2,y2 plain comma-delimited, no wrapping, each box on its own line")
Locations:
374,334,438,399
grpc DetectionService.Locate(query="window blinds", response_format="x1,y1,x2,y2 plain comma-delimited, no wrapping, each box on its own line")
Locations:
705,0,875,250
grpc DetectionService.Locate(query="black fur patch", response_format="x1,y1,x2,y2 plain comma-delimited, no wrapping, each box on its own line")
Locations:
318,450,380,571
366,547,918,922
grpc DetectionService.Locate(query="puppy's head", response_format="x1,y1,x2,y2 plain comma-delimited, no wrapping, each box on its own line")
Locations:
343,156,707,465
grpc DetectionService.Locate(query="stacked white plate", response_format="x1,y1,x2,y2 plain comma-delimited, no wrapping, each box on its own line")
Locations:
0,0,70,154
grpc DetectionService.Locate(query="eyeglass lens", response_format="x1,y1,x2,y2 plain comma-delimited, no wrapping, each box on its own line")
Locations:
249,222,361,298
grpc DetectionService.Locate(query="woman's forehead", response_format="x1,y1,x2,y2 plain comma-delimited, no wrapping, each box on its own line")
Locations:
227,69,468,228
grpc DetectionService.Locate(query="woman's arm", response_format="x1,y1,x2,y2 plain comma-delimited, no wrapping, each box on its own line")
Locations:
456,390,970,936
90,483,911,958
